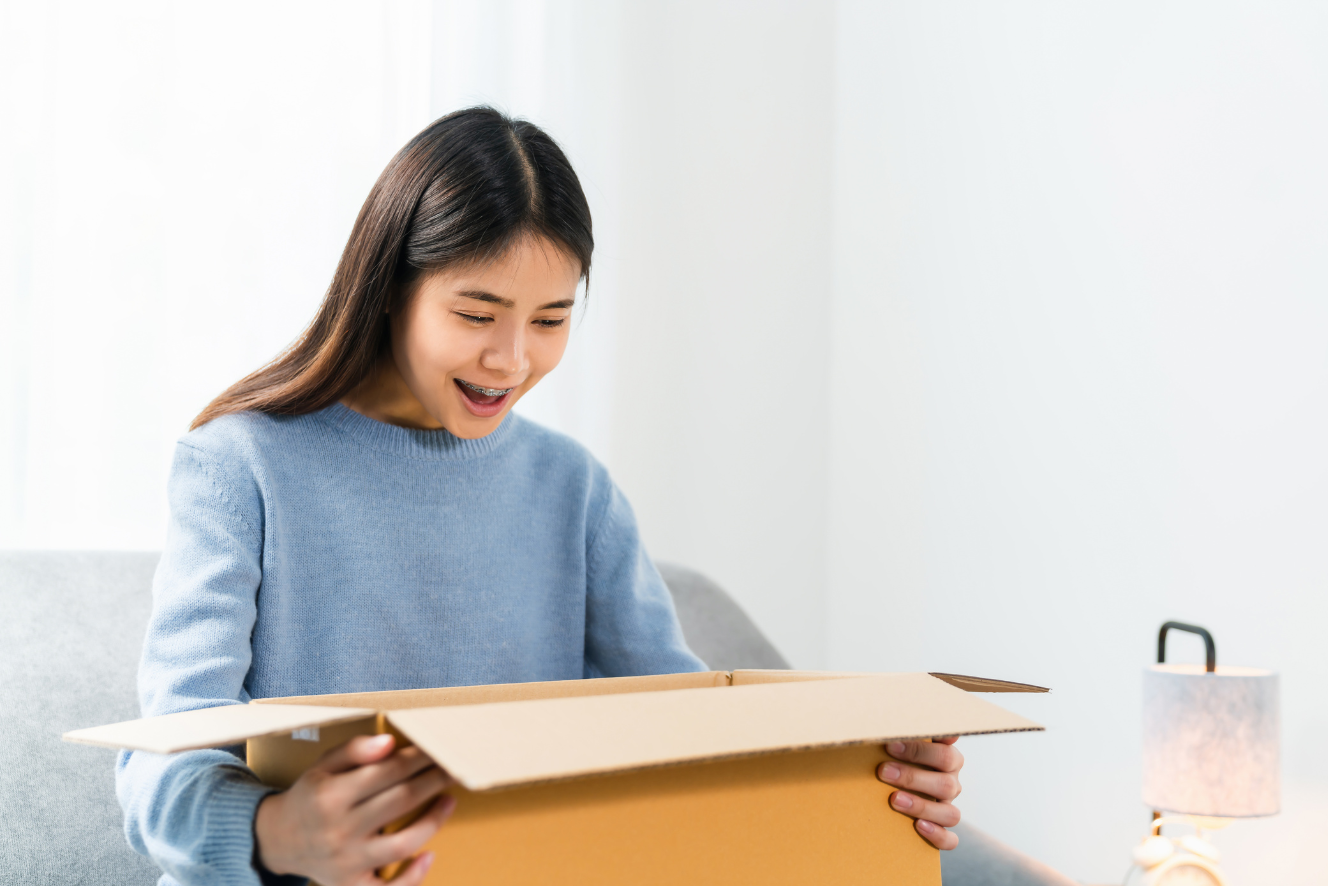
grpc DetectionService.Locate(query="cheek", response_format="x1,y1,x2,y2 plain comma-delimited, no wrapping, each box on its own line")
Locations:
527,330,571,379
399,311,466,377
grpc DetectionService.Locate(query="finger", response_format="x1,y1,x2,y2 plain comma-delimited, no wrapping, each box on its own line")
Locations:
312,734,397,775
885,740,964,774
373,850,435,886
888,790,961,829
367,794,458,868
915,820,959,850
877,760,962,802
340,745,439,804
352,765,453,833
934,736,960,746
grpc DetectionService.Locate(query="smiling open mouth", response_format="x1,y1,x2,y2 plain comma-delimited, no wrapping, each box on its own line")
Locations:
454,378,516,414
456,379,514,398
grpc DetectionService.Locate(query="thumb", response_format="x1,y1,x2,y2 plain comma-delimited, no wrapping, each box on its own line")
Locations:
312,733,396,775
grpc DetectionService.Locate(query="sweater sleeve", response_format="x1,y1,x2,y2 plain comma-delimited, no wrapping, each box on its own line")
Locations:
115,441,291,886
583,478,708,678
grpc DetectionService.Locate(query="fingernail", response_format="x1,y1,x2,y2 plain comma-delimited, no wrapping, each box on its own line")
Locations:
917,820,935,834
888,741,906,757
892,792,914,810
880,763,901,781
420,851,435,870
373,734,394,748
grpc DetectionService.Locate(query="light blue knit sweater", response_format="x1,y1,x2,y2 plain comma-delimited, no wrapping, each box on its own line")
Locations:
115,403,705,886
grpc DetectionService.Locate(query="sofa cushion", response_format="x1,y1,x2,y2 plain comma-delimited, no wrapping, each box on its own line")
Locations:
0,550,162,884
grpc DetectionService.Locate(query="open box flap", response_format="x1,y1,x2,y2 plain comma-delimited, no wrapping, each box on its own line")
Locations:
927,673,1049,693
62,704,377,754
387,673,1043,792
729,670,1050,693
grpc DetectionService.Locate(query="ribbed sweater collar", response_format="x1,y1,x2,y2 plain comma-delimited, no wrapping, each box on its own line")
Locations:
314,402,517,461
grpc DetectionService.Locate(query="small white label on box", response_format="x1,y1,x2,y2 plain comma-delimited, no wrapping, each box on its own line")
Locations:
291,727,320,742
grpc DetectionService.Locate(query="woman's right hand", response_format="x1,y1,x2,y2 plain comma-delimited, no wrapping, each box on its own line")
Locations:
254,733,456,885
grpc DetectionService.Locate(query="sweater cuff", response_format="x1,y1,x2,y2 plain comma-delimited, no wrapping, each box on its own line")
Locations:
204,769,302,886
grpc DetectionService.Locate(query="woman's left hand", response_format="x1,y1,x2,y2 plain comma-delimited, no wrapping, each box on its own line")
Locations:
876,737,964,850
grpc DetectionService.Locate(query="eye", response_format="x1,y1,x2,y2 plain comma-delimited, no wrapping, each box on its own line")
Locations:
455,312,493,326
534,317,567,329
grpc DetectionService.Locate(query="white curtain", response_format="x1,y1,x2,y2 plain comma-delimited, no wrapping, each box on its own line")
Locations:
0,0,619,549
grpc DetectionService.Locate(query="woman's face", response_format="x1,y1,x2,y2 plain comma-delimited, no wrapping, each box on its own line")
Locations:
381,236,581,438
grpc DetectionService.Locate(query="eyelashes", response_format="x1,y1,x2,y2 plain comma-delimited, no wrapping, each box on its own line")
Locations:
454,312,566,329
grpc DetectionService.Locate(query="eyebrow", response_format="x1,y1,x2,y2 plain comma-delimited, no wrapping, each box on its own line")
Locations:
458,291,575,311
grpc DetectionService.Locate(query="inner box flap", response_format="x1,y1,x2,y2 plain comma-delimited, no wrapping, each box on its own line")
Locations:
62,704,377,754
254,670,732,711
387,673,1043,791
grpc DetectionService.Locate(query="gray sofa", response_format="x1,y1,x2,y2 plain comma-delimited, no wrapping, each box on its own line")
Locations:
0,551,1074,885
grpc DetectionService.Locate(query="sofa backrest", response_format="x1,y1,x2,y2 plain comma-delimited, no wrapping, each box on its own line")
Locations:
656,562,790,671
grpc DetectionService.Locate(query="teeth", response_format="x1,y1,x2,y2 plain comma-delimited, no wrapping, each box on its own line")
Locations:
458,379,514,397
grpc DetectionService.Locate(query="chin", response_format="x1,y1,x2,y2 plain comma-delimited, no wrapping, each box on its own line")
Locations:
441,407,512,439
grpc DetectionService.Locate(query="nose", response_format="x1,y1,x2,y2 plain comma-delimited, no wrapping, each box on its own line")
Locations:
480,321,528,378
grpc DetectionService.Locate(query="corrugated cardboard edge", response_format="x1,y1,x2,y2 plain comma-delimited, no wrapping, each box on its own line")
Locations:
62,704,377,754
928,673,1049,693
387,673,1045,792
731,670,1050,693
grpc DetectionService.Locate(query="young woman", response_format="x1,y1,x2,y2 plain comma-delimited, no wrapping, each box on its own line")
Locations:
116,108,964,886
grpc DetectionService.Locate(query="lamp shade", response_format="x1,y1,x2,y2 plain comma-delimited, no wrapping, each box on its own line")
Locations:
1141,663,1279,817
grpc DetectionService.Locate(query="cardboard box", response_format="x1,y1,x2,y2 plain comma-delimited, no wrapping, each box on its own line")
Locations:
66,670,1045,885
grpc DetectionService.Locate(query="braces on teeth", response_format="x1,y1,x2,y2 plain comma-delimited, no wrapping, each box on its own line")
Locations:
458,379,514,397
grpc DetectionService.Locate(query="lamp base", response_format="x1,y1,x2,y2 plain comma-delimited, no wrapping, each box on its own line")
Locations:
1130,816,1228,886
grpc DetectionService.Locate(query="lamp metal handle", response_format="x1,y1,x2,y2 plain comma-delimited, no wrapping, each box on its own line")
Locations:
1157,621,1216,673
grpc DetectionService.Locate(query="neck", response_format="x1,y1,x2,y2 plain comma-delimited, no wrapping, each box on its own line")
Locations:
340,354,443,430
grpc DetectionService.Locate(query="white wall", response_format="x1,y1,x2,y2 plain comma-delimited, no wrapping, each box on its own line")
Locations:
608,1,834,672
4,2,1327,883
829,2,1328,882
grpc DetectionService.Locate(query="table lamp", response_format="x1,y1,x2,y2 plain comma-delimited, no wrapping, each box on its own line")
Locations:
1130,621,1279,885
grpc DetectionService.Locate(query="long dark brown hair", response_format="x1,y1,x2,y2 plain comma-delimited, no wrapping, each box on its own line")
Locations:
191,107,593,429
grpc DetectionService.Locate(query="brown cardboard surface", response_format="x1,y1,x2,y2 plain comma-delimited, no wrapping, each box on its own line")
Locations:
69,671,1046,886
61,703,377,754
246,715,383,790
406,743,936,886
386,673,1041,791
